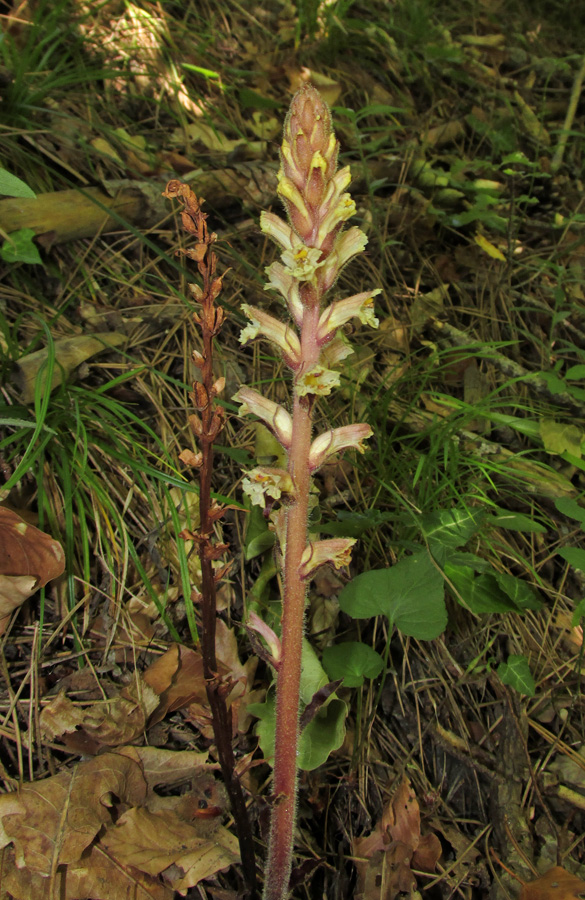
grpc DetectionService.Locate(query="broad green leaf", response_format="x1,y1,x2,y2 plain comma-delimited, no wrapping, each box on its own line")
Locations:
447,551,491,572
446,565,518,614
489,509,546,533
319,508,394,538
322,642,385,688
566,365,585,380
538,372,568,394
250,641,346,770
0,169,36,198
338,549,447,640
244,503,275,561
540,419,583,457
251,695,347,771
571,598,585,627
1,228,42,265
238,88,281,110
555,497,585,527
497,655,535,697
299,639,329,704
494,571,542,611
298,699,347,770
558,547,585,572
420,507,484,560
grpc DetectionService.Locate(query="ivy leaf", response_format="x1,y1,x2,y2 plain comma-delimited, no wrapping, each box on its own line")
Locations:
446,565,517,614
0,169,36,198
498,655,535,697
494,571,542,611
419,507,484,562
1,228,42,265
338,549,447,640
558,547,585,572
322,642,385,688
555,497,585,527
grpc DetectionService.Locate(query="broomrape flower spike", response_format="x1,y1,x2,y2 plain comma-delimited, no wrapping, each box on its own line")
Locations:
238,84,379,900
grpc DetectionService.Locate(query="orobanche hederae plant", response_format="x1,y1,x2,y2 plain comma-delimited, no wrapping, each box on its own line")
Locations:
234,83,379,900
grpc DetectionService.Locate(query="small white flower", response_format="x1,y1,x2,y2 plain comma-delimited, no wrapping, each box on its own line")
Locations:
233,386,293,449
299,538,357,579
239,303,301,368
309,423,373,470
260,211,296,251
281,244,323,282
242,467,294,507
319,227,368,292
277,174,312,232
317,290,381,343
296,365,341,398
317,193,357,245
321,335,354,366
264,262,304,325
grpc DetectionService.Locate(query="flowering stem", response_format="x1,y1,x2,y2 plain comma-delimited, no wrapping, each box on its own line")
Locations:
265,298,321,900
234,83,378,899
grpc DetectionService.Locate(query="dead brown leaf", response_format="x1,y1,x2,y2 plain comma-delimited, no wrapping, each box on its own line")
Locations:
144,643,208,727
353,777,441,900
0,747,218,897
124,746,210,791
40,676,160,752
0,844,173,900
520,866,585,900
0,508,65,634
101,804,239,891
0,749,147,874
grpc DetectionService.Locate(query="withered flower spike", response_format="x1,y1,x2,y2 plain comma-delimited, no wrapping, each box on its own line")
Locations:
164,180,258,898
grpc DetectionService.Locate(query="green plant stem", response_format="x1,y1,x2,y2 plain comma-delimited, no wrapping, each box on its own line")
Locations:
264,296,321,900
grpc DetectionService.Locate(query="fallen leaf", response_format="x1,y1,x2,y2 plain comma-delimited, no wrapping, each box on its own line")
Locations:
144,643,208,726
101,806,239,891
91,136,124,165
0,844,173,900
353,777,441,900
0,747,216,897
0,749,147,874
0,509,65,634
124,746,210,791
14,332,127,403
520,866,585,900
474,232,506,260
40,677,160,750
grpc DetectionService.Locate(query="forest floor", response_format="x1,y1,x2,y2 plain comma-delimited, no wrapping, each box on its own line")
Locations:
1,1,585,898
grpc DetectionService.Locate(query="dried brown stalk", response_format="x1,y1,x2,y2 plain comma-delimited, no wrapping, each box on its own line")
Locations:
163,180,257,899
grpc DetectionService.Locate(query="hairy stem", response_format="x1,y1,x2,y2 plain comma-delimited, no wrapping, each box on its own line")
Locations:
264,298,321,900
